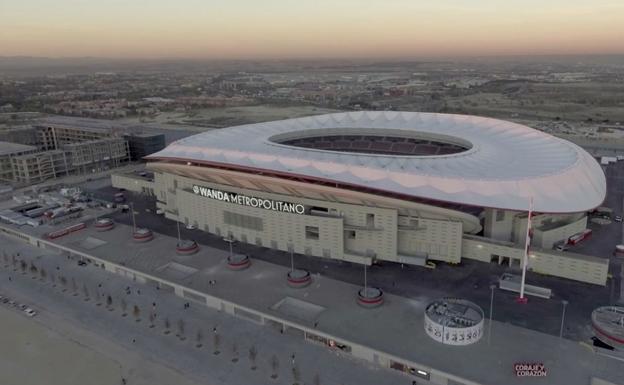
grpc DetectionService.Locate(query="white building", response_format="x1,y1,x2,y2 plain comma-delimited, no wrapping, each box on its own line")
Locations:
114,112,608,285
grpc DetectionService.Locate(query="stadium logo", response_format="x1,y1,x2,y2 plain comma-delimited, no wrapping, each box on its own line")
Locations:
192,185,305,215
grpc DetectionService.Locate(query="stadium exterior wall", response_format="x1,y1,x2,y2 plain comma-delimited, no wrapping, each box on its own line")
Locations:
111,169,608,285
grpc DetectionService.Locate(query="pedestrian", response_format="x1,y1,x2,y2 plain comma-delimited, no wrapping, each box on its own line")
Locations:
8,277,11,281
122,378,127,385
291,353,296,366
132,339,136,343
137,289,141,295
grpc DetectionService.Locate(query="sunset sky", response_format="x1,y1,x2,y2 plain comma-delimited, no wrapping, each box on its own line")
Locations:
1,0,623,59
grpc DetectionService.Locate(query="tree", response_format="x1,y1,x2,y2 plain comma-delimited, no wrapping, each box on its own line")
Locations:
163,317,171,334
19,260,27,274
248,345,258,370
195,329,203,348
60,276,68,291
231,342,239,363
2,251,8,266
120,299,128,316
82,283,89,301
149,312,156,328
106,295,113,309
270,354,279,379
292,364,301,385
213,331,221,355
177,319,186,340
133,305,140,322
11,254,17,269
40,268,47,282
29,261,37,275
94,287,101,305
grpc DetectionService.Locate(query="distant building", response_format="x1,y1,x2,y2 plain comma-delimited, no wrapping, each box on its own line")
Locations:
6,119,131,185
124,133,166,161
0,141,38,182
10,150,70,184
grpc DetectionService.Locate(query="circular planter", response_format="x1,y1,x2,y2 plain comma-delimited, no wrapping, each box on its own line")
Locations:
357,287,384,308
94,218,115,232
287,269,312,288
132,228,153,242
227,254,251,270
176,240,199,255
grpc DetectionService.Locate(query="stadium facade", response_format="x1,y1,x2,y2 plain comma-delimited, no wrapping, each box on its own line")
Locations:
115,112,609,285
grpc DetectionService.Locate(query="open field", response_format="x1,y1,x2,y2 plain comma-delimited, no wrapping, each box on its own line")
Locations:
0,305,202,385
121,105,342,129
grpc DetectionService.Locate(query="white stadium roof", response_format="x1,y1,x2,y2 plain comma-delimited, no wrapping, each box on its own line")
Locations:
147,111,606,213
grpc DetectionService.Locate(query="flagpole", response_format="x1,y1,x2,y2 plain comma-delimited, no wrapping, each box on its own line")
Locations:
518,197,533,303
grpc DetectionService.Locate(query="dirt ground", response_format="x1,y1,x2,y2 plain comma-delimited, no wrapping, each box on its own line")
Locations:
0,306,201,385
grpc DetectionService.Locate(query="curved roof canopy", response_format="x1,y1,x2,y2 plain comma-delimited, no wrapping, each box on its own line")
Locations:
147,111,606,213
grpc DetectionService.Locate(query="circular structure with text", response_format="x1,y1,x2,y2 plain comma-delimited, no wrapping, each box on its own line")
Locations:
424,298,484,346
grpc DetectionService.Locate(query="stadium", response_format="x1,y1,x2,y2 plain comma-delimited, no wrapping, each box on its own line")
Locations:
123,111,608,285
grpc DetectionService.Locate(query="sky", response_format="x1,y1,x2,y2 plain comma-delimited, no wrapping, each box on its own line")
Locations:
1,0,623,59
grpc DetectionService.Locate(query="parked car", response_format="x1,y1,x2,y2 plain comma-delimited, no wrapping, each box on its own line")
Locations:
185,223,197,230
615,215,622,222
77,260,87,266
555,243,569,252
24,308,37,317
156,208,165,215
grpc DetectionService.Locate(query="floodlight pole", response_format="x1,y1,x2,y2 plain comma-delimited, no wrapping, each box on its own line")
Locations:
289,243,295,273
488,284,496,345
176,221,181,243
519,197,533,303
559,300,569,339
130,202,136,232
364,264,368,292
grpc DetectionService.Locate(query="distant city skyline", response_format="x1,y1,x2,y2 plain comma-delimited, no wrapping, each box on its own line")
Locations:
1,0,623,59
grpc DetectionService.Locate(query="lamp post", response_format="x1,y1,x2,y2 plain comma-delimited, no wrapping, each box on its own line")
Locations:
130,201,136,233
289,242,294,273
559,300,569,339
488,284,496,345
224,236,234,258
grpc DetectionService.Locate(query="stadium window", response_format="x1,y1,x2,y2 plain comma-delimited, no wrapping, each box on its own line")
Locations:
496,210,505,222
366,213,375,227
346,230,356,239
305,226,320,240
